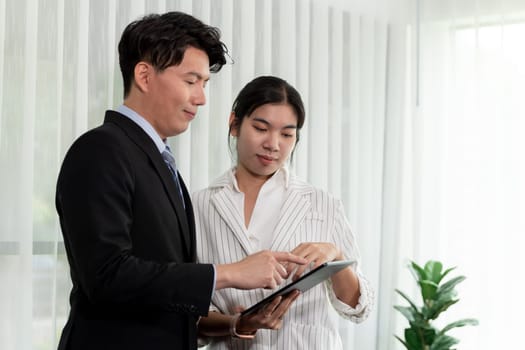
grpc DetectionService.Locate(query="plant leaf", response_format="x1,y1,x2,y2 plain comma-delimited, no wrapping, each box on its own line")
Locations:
439,318,479,335
421,326,438,345
395,289,419,311
409,261,427,282
424,261,443,284
425,295,459,320
393,260,476,350
394,305,417,322
430,334,459,350
437,266,456,284
395,335,410,350
410,318,431,330
405,328,423,350
437,276,465,294
420,279,439,300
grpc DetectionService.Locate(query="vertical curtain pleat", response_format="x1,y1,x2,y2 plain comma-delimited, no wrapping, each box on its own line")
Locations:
106,0,117,109
272,0,296,83
88,0,110,129
188,0,211,191
51,1,66,344
254,0,272,76
22,0,38,345
75,0,89,133
328,8,343,197
307,1,329,189
345,13,362,218
231,0,256,94
375,21,410,350
293,0,311,179
145,0,167,13
0,0,5,145
207,0,234,183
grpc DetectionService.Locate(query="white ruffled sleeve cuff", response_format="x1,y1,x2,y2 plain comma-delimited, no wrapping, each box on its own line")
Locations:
325,273,374,323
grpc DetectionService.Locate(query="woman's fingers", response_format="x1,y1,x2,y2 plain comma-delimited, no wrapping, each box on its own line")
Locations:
253,291,300,329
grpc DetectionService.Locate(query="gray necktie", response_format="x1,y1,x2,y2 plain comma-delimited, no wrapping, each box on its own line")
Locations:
162,146,185,208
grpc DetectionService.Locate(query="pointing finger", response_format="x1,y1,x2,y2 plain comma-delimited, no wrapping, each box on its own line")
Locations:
272,252,307,265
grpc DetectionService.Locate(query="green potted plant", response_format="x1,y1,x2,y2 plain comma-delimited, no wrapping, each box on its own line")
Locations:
394,260,478,350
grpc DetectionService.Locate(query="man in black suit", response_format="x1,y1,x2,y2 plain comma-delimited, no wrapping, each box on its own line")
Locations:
55,12,305,350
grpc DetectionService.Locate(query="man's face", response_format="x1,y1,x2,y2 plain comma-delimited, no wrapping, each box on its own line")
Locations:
145,46,210,139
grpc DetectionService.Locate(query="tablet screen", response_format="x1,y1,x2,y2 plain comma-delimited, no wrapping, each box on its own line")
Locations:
240,260,355,317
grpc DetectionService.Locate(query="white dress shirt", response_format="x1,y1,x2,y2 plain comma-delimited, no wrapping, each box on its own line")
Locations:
193,167,374,350
229,168,287,250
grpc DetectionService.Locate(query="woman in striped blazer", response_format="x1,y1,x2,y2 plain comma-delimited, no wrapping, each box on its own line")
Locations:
194,76,373,349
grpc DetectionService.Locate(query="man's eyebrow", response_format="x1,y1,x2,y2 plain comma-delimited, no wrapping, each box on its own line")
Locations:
186,71,210,81
252,117,297,129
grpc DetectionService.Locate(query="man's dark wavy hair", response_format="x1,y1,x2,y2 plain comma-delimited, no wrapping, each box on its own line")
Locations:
118,11,228,97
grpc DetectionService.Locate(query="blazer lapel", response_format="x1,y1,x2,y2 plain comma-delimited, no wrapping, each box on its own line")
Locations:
105,111,192,256
210,180,254,256
271,177,313,251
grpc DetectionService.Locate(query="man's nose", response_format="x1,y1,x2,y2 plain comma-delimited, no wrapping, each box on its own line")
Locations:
192,85,206,106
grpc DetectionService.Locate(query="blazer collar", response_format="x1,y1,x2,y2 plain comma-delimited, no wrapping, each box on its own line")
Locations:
270,175,313,251
103,110,193,257
209,169,314,254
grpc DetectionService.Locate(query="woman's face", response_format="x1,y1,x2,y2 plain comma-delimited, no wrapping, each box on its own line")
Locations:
231,103,298,181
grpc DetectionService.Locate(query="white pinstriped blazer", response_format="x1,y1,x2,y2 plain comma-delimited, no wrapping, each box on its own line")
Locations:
193,168,373,350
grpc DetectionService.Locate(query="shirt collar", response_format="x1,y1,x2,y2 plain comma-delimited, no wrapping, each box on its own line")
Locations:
228,166,290,193
116,104,166,153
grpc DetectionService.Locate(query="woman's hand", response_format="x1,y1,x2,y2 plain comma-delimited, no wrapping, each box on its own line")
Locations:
287,242,344,280
234,290,301,334
286,242,361,308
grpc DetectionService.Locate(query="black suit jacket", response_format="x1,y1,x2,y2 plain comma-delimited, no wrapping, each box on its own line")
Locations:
56,111,214,350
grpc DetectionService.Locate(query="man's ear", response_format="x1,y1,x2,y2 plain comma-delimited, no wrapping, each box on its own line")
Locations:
229,112,238,137
133,62,151,93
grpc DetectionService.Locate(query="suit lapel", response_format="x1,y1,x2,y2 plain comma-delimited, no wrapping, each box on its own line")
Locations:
178,175,196,260
105,111,192,257
271,177,313,251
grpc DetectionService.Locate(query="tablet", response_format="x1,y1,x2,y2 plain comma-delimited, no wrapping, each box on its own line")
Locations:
240,260,355,317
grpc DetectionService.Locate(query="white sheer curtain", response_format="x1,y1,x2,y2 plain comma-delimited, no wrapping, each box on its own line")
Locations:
8,0,524,350
0,0,412,349
418,1,525,349
377,1,525,349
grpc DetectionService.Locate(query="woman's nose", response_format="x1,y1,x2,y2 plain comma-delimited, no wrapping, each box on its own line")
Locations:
263,133,279,151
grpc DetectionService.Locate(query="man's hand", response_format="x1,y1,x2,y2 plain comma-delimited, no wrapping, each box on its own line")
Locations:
215,250,307,290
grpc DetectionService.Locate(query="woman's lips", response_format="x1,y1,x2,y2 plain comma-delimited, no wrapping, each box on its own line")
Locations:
257,154,276,165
